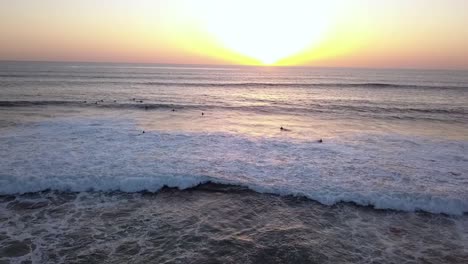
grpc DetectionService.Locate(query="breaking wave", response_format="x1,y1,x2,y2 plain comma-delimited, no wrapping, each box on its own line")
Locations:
1,118,467,215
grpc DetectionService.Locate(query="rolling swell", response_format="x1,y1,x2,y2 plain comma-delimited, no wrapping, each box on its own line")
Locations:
2,74,467,89
1,100,466,123
141,81,468,90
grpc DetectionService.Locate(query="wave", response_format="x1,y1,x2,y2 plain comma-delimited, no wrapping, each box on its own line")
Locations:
0,100,205,112
0,118,467,215
0,100,176,109
2,176,467,216
0,100,84,107
0,73,210,80
141,81,468,90
0,100,466,123
2,74,467,89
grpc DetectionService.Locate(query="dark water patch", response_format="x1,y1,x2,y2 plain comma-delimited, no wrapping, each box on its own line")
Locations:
7,199,49,210
0,239,35,258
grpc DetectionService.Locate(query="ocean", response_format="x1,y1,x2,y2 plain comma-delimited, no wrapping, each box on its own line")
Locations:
0,61,467,263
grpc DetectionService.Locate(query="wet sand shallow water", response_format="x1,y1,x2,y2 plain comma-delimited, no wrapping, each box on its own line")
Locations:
1,183,467,264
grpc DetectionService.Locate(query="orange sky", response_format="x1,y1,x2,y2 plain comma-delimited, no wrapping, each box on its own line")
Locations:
1,0,467,69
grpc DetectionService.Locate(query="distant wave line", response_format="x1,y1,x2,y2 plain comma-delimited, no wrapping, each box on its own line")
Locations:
0,100,466,122
140,82,468,89
1,75,467,89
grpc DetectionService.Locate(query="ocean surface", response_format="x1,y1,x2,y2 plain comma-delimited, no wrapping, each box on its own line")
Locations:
0,61,467,263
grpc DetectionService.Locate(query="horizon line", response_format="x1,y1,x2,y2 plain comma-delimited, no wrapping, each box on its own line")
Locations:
1,59,467,72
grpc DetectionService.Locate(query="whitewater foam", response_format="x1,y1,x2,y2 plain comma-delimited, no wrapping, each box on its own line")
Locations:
0,118,467,215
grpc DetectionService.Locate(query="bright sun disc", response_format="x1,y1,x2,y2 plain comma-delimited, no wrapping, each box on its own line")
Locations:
195,0,335,65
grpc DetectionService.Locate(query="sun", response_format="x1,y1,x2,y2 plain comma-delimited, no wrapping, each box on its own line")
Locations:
194,1,335,65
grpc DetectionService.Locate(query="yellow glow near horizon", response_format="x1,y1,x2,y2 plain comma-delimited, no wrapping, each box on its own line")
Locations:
0,0,467,69
195,1,336,65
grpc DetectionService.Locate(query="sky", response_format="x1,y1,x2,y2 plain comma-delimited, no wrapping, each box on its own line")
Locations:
0,0,467,69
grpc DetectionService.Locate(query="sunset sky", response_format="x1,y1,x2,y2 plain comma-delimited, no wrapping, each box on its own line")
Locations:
1,0,467,69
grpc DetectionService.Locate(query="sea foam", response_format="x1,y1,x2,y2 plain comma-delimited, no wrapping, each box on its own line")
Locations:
0,118,467,215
